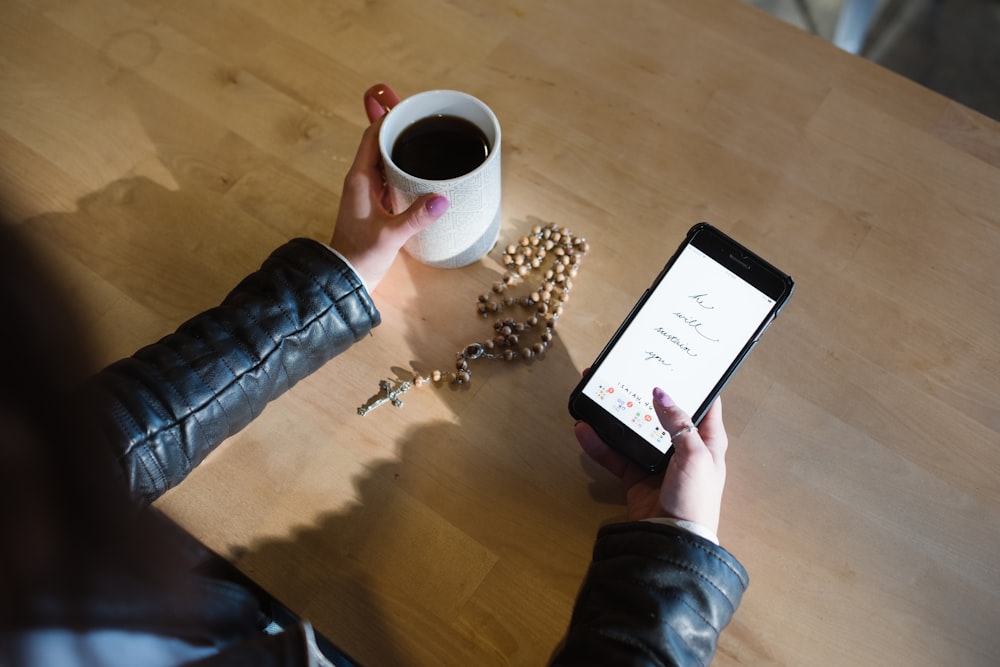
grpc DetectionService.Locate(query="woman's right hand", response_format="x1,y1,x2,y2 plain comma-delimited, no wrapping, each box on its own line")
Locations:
574,388,729,535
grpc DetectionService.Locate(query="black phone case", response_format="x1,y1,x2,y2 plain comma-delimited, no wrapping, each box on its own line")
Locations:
568,222,794,471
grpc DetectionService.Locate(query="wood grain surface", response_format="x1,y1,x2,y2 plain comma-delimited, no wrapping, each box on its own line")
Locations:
2,0,998,664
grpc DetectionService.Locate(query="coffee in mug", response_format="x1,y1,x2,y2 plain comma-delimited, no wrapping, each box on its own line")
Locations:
391,115,490,181
376,89,502,269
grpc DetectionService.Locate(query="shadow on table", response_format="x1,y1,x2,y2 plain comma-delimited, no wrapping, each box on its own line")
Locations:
16,180,626,664
231,226,622,663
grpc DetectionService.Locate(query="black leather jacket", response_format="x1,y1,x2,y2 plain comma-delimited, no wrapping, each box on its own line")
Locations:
551,522,748,666
88,238,379,508
86,238,746,666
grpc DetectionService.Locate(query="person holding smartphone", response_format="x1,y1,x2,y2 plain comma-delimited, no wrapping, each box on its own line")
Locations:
0,85,744,666
551,391,746,666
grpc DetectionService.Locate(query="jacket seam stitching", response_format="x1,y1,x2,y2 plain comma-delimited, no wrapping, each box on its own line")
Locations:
122,292,351,454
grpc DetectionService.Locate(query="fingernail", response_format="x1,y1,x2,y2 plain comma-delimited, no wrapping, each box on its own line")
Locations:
364,83,399,112
653,387,675,408
426,196,450,217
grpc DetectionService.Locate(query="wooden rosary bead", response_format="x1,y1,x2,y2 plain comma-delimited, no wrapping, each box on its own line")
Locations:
393,223,585,401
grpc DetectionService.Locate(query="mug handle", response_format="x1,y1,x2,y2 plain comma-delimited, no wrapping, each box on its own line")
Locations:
364,83,401,123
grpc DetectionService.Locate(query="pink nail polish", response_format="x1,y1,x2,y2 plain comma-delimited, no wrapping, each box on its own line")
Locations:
426,196,450,217
653,387,675,407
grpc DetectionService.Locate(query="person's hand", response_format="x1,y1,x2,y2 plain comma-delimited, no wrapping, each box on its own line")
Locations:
575,387,728,535
329,84,450,290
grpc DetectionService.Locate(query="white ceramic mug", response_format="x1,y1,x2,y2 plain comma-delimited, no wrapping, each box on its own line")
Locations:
376,90,502,269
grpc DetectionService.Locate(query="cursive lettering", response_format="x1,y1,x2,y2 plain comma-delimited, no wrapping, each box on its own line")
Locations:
652,327,698,357
690,293,715,310
672,311,719,342
644,351,673,368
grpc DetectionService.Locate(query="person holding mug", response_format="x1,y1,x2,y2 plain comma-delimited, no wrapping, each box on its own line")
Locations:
0,84,744,666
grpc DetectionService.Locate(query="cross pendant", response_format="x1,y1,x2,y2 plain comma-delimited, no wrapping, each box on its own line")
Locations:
357,379,414,416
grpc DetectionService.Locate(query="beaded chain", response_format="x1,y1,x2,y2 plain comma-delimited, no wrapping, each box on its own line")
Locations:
358,221,589,415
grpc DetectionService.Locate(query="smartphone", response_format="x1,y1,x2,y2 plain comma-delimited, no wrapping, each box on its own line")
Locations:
568,222,794,471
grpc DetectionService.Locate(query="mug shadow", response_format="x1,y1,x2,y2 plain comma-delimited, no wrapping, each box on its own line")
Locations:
21,180,627,664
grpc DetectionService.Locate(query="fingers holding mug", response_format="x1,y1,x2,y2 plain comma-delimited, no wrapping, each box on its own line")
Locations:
364,83,401,123
375,88,502,268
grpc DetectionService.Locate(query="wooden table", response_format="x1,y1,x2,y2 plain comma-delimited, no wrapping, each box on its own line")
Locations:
3,1,999,664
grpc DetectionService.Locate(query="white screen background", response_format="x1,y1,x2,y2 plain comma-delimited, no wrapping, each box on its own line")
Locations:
582,245,775,452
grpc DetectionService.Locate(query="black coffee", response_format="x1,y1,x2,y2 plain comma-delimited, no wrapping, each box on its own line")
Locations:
391,114,490,180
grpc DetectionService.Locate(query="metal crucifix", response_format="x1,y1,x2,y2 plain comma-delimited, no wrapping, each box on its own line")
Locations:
357,379,414,416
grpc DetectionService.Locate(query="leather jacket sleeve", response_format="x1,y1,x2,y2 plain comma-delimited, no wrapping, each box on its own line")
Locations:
551,522,748,667
85,239,380,507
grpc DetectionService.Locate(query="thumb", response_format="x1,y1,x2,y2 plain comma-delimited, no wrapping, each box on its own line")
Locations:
651,388,700,455
394,194,449,241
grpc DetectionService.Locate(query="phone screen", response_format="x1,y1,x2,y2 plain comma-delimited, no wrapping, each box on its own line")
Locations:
580,243,777,453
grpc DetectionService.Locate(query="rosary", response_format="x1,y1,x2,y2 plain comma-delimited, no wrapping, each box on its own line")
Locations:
358,221,589,415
